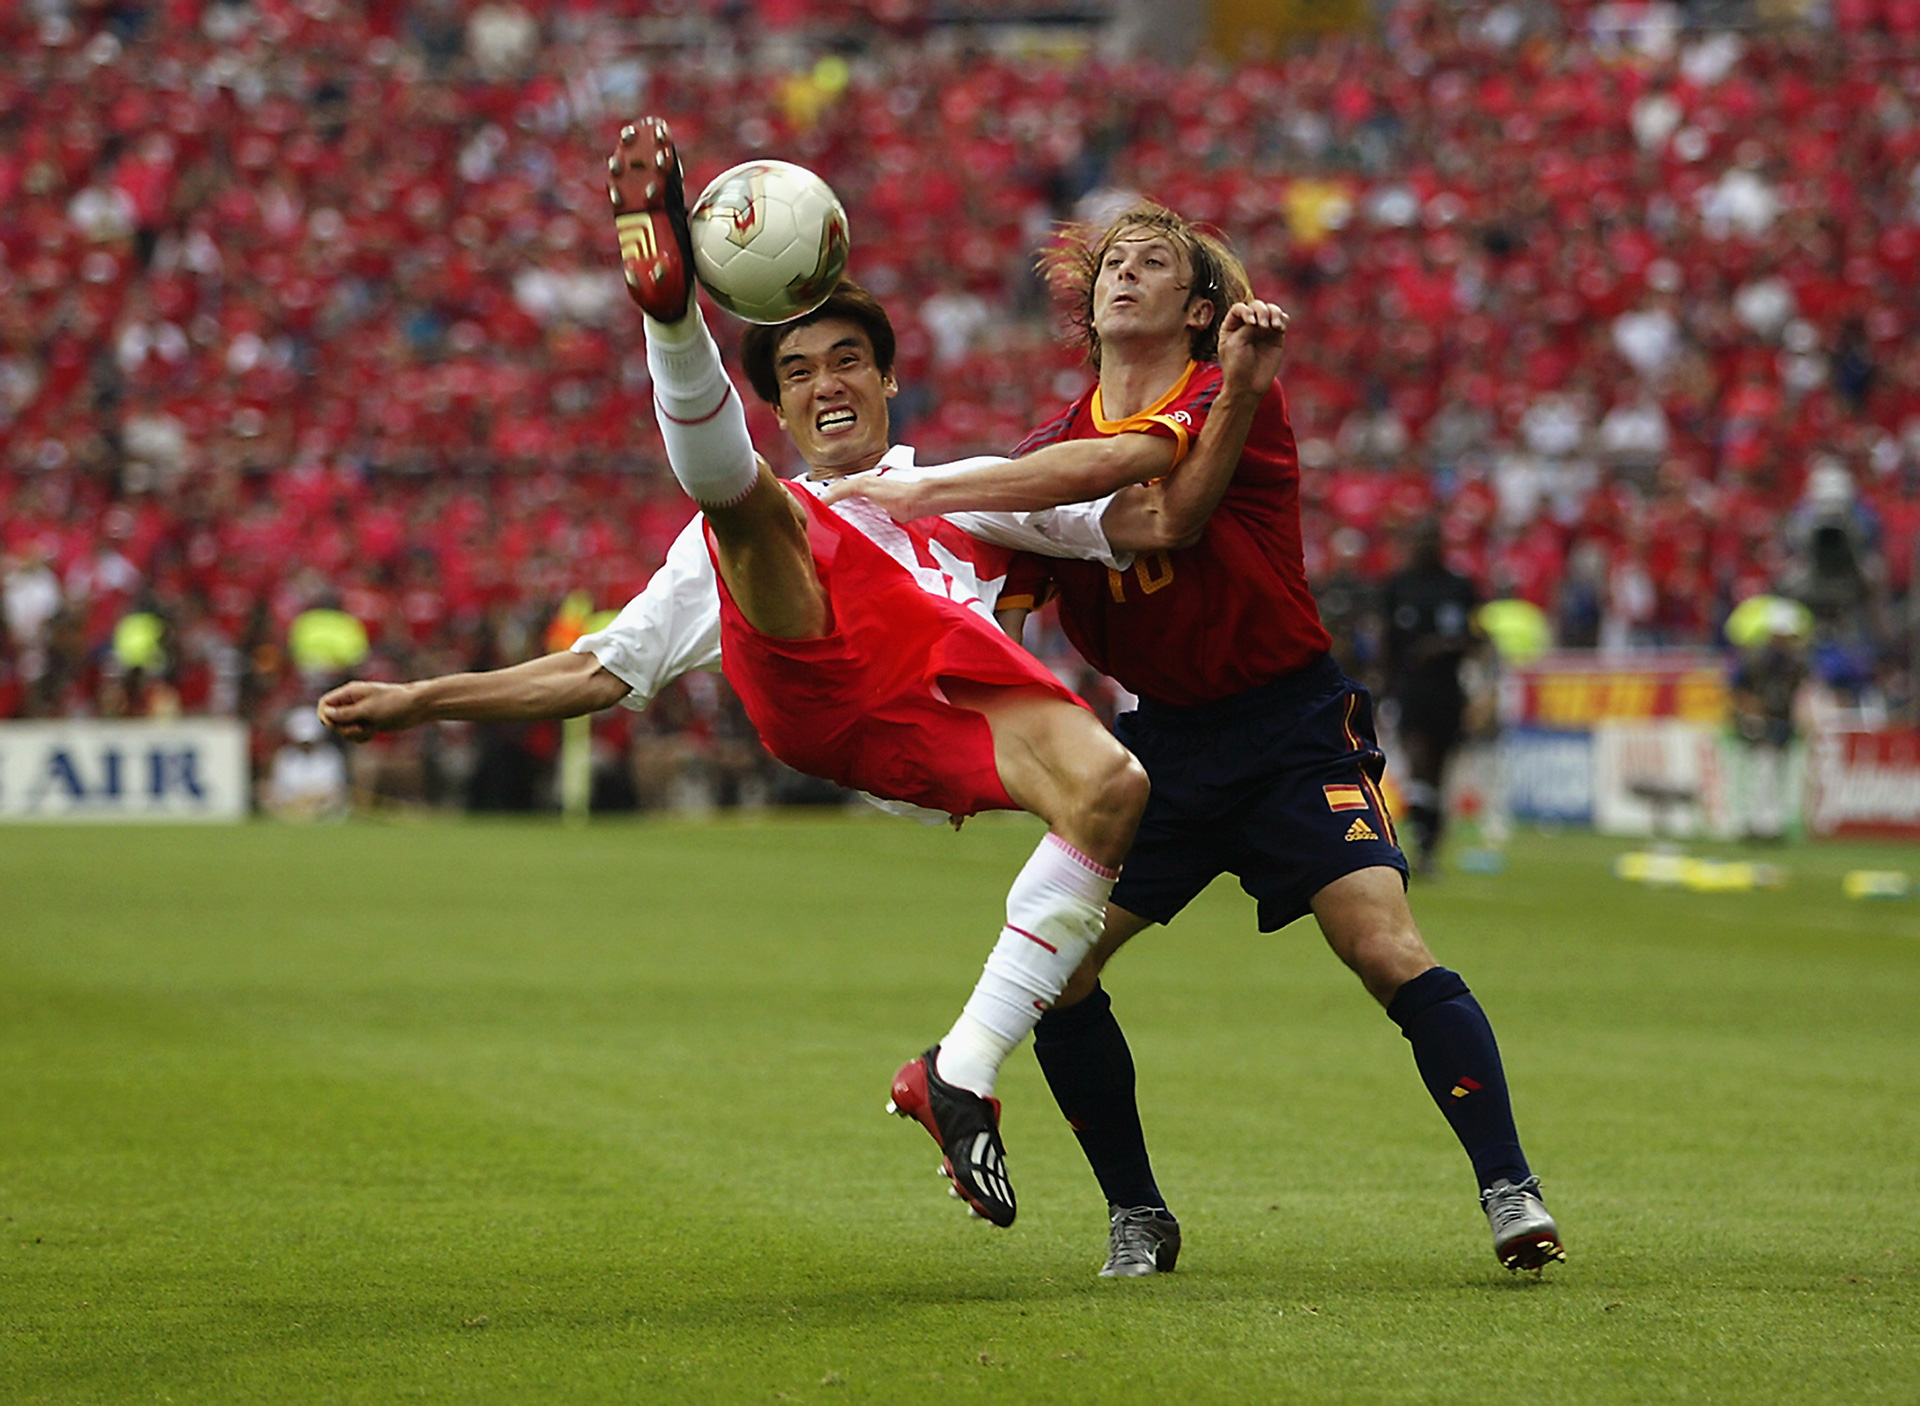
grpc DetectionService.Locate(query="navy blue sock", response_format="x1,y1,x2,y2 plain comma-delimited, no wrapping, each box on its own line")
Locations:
1032,983,1167,1211
1386,967,1531,1192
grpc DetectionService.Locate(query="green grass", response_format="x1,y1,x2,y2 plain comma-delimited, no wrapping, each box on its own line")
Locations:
2,814,1916,1403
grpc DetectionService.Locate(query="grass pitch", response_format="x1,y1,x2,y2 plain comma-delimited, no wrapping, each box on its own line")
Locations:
2,813,1915,1403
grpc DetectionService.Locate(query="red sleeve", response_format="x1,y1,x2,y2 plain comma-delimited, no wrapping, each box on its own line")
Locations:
996,552,1057,613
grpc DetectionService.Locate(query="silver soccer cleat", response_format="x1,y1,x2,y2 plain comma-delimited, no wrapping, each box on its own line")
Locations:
1100,1204,1182,1278
1481,1175,1565,1272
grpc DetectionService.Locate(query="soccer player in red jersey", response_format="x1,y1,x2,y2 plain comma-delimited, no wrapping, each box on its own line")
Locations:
827,202,1564,1277
320,122,1289,1232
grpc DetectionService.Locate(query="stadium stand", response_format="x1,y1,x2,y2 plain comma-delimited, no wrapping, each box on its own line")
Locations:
1,0,1914,806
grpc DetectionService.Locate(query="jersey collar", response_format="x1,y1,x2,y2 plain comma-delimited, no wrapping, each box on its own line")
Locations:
805,443,916,481
1089,361,1200,433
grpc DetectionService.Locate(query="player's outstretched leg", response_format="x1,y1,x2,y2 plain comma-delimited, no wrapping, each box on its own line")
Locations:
612,118,826,640
610,118,763,514
886,686,1146,1228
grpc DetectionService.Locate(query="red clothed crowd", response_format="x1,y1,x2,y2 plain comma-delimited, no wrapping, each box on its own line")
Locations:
3,0,1916,767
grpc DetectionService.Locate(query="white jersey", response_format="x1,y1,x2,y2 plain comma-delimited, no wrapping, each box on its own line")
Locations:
572,443,1129,711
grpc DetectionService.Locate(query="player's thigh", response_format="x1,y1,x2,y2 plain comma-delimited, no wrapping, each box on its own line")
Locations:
949,681,1146,851
705,466,829,639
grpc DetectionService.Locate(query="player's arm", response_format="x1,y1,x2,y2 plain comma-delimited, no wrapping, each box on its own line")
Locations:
991,554,1054,644
1099,299,1290,552
822,433,1175,520
319,651,631,742
321,516,723,742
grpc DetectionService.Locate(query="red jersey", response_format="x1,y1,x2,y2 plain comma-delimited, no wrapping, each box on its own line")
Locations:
710,483,1083,817
1009,361,1331,707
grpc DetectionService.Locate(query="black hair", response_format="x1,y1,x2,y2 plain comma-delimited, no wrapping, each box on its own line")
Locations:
738,278,897,405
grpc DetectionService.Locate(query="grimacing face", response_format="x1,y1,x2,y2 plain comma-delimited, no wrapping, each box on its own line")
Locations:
770,317,899,478
1091,230,1215,351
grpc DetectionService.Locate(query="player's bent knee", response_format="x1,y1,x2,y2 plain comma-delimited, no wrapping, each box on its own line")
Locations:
1103,748,1150,820
1068,727,1146,812
1333,917,1437,1002
1063,745,1147,863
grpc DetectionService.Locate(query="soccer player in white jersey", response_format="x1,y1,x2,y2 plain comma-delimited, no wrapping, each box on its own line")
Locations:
319,117,1290,1230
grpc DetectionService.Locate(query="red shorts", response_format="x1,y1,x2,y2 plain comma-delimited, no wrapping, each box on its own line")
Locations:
712,485,1086,816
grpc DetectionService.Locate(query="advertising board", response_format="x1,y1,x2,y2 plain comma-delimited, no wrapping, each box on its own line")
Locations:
1501,728,1595,825
0,719,250,821
1807,728,1920,839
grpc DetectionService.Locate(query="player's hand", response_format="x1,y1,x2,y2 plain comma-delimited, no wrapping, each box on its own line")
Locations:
818,472,927,521
317,680,421,743
1217,299,1289,397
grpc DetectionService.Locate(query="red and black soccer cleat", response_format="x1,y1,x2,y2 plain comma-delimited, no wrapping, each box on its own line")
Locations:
886,1046,1017,1228
607,116,694,321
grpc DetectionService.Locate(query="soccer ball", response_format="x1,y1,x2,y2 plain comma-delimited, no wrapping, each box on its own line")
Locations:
688,160,851,324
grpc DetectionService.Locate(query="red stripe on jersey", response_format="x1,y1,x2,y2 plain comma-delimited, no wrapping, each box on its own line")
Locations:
1010,397,1083,457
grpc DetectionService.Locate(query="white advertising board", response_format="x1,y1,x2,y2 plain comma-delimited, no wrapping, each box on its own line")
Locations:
1591,720,1738,839
0,719,250,821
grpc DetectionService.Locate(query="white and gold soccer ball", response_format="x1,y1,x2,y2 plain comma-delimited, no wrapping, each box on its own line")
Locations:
688,160,851,324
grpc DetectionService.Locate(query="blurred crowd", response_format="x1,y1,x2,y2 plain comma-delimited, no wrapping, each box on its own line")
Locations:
2,0,1916,810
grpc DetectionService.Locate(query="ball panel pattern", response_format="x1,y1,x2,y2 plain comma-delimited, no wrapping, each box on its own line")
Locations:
689,160,851,324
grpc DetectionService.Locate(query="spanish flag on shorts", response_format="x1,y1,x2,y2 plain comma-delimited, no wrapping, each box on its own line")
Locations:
1323,783,1368,812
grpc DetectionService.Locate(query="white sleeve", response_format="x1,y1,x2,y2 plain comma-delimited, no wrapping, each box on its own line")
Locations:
893,454,1135,569
944,499,1131,569
569,515,723,711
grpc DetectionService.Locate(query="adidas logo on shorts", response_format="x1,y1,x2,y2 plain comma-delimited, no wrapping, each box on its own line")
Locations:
1345,816,1378,842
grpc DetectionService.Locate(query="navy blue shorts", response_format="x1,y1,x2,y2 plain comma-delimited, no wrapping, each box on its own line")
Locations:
1111,654,1410,933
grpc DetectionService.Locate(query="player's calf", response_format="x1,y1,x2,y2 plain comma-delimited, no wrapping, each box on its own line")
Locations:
933,832,1118,1097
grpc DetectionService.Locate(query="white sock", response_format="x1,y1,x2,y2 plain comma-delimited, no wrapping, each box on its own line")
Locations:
644,305,758,508
936,834,1118,1097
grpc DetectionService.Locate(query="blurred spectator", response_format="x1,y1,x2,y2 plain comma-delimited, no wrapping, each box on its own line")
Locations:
1786,458,1885,637
262,708,350,820
1730,606,1811,841
1381,518,1479,874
